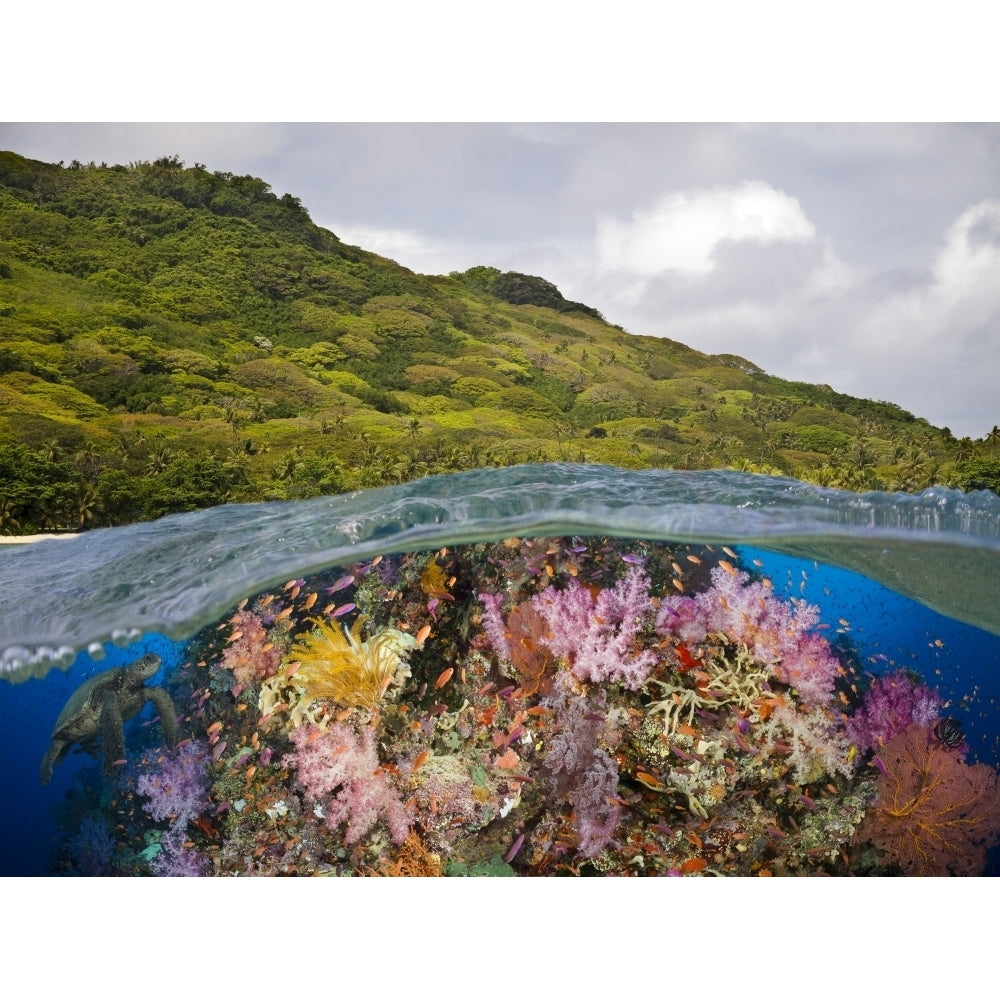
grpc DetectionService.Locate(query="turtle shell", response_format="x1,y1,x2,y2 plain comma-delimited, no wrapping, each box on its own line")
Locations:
49,653,161,743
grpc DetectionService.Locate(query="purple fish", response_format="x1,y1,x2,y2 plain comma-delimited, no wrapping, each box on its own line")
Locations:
332,603,355,618
326,575,355,594
503,833,525,864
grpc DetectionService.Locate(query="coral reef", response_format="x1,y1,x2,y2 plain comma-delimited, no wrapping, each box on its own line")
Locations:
46,536,1000,877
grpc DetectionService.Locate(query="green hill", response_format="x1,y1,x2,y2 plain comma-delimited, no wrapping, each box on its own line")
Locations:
1,150,997,533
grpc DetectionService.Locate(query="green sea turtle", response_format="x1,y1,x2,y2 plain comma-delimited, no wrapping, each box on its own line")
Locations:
39,653,177,784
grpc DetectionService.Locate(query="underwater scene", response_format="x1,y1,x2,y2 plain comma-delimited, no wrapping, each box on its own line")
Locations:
2,464,999,877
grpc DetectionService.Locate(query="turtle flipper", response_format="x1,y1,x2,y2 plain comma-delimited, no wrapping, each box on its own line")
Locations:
145,687,178,749
40,741,64,785
99,692,126,776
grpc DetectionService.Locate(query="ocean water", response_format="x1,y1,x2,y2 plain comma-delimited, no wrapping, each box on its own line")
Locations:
1,464,998,877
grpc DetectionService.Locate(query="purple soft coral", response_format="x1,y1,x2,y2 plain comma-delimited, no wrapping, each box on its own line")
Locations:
543,672,622,857
137,740,211,826
846,670,942,753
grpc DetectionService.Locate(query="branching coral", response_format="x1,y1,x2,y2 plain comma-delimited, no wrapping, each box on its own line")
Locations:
645,643,772,736
542,672,622,857
763,702,856,784
137,740,211,825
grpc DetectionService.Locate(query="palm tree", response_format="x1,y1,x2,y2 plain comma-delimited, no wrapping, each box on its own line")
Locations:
145,445,173,476
984,425,1000,459
955,437,977,462
0,497,22,535
67,485,102,530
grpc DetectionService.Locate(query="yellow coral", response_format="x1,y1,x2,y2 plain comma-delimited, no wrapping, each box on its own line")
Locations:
283,615,415,717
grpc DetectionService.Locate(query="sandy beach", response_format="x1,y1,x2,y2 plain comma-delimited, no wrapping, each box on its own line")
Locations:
0,533,80,545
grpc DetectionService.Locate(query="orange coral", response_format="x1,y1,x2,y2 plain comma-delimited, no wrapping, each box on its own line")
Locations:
504,600,555,696
366,830,444,877
859,726,1000,876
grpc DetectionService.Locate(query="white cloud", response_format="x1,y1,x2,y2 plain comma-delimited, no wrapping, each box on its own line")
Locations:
595,180,817,275
328,223,468,276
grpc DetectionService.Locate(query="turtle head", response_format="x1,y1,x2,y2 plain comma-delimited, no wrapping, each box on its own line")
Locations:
133,653,162,681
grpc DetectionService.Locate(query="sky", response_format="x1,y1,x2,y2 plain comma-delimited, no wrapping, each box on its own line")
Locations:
2,9,999,441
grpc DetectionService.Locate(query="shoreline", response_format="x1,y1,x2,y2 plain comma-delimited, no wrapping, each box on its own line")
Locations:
0,533,80,545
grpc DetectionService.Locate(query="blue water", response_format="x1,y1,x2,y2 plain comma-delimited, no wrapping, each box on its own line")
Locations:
1,465,998,876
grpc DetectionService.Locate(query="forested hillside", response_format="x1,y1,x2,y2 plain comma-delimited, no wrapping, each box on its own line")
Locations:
1,150,997,533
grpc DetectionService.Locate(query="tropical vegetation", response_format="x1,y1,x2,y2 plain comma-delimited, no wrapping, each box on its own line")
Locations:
1,149,997,534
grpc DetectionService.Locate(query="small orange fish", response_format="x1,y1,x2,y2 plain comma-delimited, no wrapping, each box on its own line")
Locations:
286,661,300,678
206,721,223,735
672,579,685,592
245,765,257,782
634,770,664,790
719,560,738,576
434,667,454,689
722,546,737,559
686,554,702,565
415,624,432,646
680,857,708,873
275,606,293,621
302,592,318,610
228,630,243,643
412,749,430,771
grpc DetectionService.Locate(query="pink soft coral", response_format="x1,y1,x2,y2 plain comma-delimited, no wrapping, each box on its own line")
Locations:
286,722,411,845
221,610,282,688
531,566,656,689
656,565,840,704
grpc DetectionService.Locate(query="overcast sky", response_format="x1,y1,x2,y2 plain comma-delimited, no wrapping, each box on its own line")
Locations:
3,121,998,439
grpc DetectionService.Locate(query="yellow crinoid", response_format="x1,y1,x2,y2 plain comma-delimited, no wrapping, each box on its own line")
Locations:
284,614,416,716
